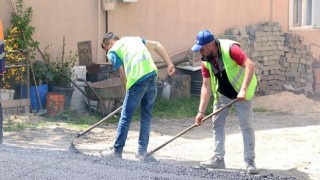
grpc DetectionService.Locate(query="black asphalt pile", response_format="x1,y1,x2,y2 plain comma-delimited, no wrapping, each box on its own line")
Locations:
0,146,296,180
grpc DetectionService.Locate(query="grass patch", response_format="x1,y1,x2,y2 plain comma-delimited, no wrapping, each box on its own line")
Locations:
3,98,271,132
45,97,207,129
7,97,256,131
131,97,212,120
3,120,50,132
253,107,268,112
44,110,120,130
2,110,115,132
226,105,269,115
3,97,205,131
153,97,208,118
4,122,36,131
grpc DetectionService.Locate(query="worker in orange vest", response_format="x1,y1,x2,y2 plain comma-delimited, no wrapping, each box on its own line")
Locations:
0,19,6,144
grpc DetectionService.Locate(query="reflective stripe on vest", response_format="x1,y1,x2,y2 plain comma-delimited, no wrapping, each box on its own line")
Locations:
108,37,157,90
0,40,5,60
230,66,244,88
204,39,257,103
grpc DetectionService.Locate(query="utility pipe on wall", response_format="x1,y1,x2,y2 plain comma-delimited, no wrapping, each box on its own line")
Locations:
270,0,274,22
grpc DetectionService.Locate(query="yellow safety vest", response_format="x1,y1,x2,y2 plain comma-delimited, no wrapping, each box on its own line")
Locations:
203,39,257,104
108,37,158,90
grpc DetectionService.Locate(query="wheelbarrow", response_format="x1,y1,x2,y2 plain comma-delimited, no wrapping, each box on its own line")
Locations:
83,78,124,115
63,75,124,116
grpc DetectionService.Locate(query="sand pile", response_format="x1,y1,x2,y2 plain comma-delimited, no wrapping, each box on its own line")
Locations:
253,91,320,114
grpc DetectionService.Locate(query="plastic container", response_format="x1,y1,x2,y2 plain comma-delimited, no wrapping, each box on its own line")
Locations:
30,84,48,113
46,92,65,116
0,89,12,100
162,82,171,99
72,66,87,81
48,86,74,110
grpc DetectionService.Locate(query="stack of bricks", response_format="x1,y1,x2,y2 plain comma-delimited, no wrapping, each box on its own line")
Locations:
282,33,314,94
220,27,250,55
246,22,286,95
314,61,320,94
220,22,315,96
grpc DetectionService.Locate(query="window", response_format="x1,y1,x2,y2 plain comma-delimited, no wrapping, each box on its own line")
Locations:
289,0,320,29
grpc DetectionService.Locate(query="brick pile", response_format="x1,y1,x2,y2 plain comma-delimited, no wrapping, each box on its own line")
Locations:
282,33,314,94
219,22,316,96
314,61,320,94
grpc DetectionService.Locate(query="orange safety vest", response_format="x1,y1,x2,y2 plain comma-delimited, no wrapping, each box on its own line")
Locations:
0,19,6,74
0,20,3,40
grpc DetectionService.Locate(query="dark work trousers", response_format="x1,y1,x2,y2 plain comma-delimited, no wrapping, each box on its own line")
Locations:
0,76,3,144
0,102,3,144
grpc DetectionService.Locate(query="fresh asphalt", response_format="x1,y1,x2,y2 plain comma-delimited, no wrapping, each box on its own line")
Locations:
0,145,296,180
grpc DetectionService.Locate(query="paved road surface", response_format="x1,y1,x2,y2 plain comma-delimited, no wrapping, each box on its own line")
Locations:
0,145,294,180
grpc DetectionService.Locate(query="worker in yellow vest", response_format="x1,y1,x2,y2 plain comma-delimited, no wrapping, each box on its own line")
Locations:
100,32,175,162
192,30,258,174
0,19,6,144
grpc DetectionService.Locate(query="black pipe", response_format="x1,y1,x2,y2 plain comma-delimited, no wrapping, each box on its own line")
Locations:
106,11,108,34
105,10,109,62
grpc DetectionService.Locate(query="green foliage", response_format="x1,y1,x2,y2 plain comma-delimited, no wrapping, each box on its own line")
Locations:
11,0,38,51
30,60,50,85
3,0,39,89
42,40,77,87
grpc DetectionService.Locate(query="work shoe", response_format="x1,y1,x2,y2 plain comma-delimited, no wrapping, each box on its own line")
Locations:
199,156,225,169
135,153,159,163
100,147,122,159
246,160,258,175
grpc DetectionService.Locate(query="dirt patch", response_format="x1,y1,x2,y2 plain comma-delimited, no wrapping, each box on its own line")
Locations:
2,91,320,180
253,91,320,114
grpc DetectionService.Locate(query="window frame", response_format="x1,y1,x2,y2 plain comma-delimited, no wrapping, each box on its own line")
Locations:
289,0,318,30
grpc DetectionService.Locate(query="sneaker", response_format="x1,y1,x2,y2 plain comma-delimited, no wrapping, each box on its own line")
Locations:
199,156,225,169
135,153,159,163
246,160,258,175
100,147,122,159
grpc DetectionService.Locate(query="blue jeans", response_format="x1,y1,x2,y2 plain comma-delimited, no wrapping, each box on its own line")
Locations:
212,93,255,163
113,75,157,155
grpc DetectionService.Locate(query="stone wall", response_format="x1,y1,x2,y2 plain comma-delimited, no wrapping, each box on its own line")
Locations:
218,22,317,96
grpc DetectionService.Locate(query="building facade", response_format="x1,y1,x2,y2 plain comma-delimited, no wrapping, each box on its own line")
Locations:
0,0,319,64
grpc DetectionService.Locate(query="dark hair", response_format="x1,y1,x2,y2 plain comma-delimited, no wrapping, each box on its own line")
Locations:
101,32,120,49
103,32,119,43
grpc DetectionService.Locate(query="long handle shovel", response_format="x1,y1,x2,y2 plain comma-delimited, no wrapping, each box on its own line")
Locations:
146,99,238,157
69,105,122,153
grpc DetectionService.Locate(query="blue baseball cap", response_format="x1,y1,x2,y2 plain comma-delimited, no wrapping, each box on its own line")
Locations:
191,30,215,52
